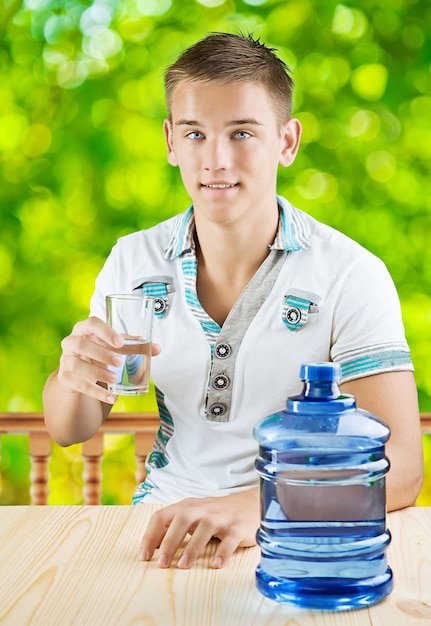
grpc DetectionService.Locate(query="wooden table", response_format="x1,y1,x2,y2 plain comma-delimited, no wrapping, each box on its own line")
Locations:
1,505,430,626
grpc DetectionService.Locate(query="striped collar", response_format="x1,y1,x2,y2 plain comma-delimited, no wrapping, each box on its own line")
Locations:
164,195,312,260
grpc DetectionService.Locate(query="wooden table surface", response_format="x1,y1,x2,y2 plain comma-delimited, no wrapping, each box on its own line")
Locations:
0,505,430,626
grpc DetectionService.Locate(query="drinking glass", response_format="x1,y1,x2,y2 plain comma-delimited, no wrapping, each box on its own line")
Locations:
106,294,154,395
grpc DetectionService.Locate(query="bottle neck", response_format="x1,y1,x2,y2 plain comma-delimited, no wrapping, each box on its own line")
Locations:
302,380,340,400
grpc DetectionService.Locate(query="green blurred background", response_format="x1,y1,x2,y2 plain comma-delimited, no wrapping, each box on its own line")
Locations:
0,0,430,505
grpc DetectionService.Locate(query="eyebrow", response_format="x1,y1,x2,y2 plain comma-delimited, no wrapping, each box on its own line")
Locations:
175,118,263,127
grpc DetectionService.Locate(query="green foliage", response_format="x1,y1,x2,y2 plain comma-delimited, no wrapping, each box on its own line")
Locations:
1,0,430,504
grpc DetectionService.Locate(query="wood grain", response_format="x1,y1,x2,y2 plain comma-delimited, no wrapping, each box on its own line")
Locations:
0,505,430,625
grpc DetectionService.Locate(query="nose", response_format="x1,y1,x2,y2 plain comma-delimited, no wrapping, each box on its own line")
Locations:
203,137,231,171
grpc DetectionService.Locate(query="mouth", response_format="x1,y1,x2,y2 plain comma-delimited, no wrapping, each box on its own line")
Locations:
201,183,238,190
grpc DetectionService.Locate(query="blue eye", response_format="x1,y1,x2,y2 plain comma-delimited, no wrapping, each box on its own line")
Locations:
234,131,251,140
186,131,204,140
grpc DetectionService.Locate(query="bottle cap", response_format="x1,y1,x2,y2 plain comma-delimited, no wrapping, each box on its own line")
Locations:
300,362,341,382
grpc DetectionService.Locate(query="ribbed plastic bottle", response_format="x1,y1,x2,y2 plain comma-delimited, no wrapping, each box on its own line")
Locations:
254,362,393,611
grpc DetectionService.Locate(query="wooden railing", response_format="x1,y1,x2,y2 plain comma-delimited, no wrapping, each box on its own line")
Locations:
421,412,431,432
0,412,159,505
1,412,430,505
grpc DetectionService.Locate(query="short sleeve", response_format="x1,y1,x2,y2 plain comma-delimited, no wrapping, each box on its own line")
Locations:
330,253,413,383
89,242,123,322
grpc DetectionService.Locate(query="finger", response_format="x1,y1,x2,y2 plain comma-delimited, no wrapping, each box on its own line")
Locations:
61,347,123,382
58,368,118,404
152,343,161,357
62,334,123,368
139,509,174,562
59,342,123,399
59,361,117,396
154,514,193,568
73,317,124,348
60,348,122,404
175,519,216,569
210,533,243,569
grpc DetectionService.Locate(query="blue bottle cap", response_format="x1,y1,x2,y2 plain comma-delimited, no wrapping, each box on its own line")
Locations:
300,362,341,382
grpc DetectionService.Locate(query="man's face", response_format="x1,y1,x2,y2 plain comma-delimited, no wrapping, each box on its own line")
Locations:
164,80,300,227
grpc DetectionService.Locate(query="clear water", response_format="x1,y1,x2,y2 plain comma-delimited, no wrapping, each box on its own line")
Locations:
108,338,151,395
255,435,393,610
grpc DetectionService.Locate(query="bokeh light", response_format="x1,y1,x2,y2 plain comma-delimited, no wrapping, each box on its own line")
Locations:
1,0,430,504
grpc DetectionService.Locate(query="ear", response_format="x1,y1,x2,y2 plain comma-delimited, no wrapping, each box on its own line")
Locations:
163,119,178,166
279,118,302,168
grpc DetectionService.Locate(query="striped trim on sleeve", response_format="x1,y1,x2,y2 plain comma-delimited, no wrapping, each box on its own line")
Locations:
334,343,413,382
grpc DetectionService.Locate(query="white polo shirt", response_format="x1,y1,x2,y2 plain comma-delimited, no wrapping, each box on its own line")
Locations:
89,196,413,504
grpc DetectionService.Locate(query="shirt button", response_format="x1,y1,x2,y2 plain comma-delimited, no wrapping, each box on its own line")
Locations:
285,306,301,325
215,343,231,359
213,374,230,390
209,403,226,417
154,297,167,313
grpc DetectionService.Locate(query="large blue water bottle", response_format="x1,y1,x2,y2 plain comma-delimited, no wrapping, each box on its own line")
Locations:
254,362,393,611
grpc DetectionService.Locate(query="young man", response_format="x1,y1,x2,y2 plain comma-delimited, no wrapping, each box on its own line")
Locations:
43,33,424,570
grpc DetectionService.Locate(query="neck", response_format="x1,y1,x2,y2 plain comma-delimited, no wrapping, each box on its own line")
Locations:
194,204,280,273
193,204,280,326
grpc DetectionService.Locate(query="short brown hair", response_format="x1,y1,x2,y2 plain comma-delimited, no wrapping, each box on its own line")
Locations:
164,32,294,124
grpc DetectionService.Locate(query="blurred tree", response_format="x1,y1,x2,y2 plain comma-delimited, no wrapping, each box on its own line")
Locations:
1,0,430,504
